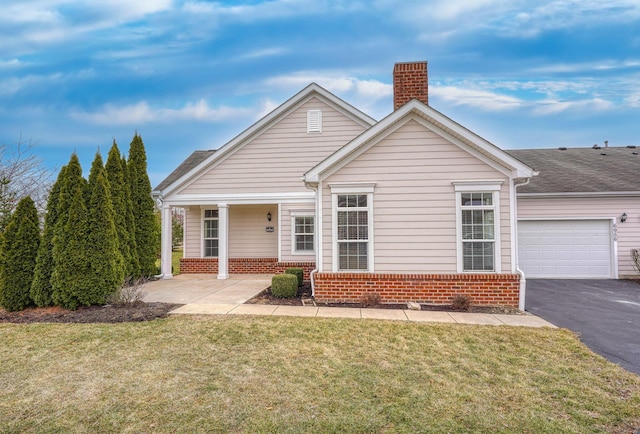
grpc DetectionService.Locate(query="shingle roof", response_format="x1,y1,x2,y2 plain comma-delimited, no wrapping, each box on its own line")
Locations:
153,150,215,193
507,147,640,194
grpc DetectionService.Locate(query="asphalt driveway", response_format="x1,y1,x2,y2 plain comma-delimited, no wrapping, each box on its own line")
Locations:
526,279,640,375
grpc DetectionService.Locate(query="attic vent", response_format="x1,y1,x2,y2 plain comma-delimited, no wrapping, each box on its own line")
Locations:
307,110,322,133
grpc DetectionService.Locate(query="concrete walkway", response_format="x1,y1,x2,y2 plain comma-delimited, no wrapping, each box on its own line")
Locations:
144,274,556,328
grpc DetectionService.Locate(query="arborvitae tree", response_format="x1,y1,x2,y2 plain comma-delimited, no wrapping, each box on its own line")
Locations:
85,169,124,302
120,154,140,277
0,197,40,311
106,142,138,279
127,134,159,277
51,153,89,309
30,166,66,306
51,183,91,310
55,153,87,222
87,150,104,192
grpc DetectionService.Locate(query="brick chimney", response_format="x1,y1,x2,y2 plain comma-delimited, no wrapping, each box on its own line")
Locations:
393,61,428,110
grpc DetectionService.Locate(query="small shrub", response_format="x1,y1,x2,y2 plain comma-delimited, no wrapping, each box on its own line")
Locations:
361,292,381,307
271,274,298,298
285,267,303,286
451,294,473,311
109,278,148,307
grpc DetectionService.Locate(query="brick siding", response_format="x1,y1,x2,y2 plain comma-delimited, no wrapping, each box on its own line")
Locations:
313,273,520,307
180,258,315,280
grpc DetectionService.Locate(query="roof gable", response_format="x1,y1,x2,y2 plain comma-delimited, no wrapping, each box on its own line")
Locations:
304,99,535,183
154,83,376,196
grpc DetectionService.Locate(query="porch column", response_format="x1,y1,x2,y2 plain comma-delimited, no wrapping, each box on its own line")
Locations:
217,203,229,279
160,203,173,279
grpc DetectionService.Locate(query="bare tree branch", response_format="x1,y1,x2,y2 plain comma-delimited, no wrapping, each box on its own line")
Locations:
0,136,54,231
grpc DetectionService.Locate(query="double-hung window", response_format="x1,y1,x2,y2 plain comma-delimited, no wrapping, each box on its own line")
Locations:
461,193,495,271
331,184,374,271
203,209,219,257
454,182,501,273
291,213,314,254
337,194,369,270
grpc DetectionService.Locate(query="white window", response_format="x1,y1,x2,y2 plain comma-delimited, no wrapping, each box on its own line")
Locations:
454,181,502,273
203,209,218,257
291,214,314,254
461,193,495,271
336,194,370,271
307,109,322,133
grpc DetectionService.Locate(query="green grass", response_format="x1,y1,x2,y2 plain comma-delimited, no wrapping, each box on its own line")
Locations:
172,249,181,275
1,316,639,433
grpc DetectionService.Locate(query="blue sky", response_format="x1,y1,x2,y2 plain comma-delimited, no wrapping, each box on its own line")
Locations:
1,0,639,188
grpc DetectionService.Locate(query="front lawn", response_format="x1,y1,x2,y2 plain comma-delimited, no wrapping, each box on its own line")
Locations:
1,316,639,432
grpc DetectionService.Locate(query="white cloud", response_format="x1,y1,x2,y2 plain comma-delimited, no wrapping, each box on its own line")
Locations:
71,99,255,125
182,0,361,22
626,92,640,108
0,0,173,53
532,97,613,115
0,73,62,95
378,0,640,39
0,59,26,69
263,72,392,101
232,47,289,62
430,85,523,111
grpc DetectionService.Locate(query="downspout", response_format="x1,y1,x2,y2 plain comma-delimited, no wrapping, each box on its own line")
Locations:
304,179,318,298
513,177,531,311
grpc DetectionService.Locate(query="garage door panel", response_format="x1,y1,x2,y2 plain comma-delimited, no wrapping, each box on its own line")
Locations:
518,220,613,278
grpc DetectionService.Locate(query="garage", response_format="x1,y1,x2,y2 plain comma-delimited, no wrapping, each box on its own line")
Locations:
518,219,615,278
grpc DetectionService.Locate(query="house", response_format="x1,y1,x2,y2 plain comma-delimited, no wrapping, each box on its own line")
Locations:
153,61,548,309
508,147,640,279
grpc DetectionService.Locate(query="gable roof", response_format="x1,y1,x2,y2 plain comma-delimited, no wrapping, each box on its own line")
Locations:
304,99,536,183
507,147,640,195
154,150,215,193
152,83,376,197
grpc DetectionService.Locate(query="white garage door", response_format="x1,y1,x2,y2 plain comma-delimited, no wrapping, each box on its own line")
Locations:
518,220,614,278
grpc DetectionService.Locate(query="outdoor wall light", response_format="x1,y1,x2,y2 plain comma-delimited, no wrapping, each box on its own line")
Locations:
621,212,627,223
267,212,272,222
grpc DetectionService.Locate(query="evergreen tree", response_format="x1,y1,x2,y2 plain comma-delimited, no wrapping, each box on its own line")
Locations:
106,142,138,278
0,196,40,311
51,183,91,310
121,154,140,277
51,153,89,309
30,166,66,306
127,134,158,277
87,150,104,192
85,168,124,302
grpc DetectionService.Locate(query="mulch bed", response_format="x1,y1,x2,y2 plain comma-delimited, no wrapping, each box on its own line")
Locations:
0,302,182,324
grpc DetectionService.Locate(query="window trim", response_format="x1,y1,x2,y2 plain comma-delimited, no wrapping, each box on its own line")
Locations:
201,208,219,258
453,181,502,273
330,184,375,272
290,211,315,255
